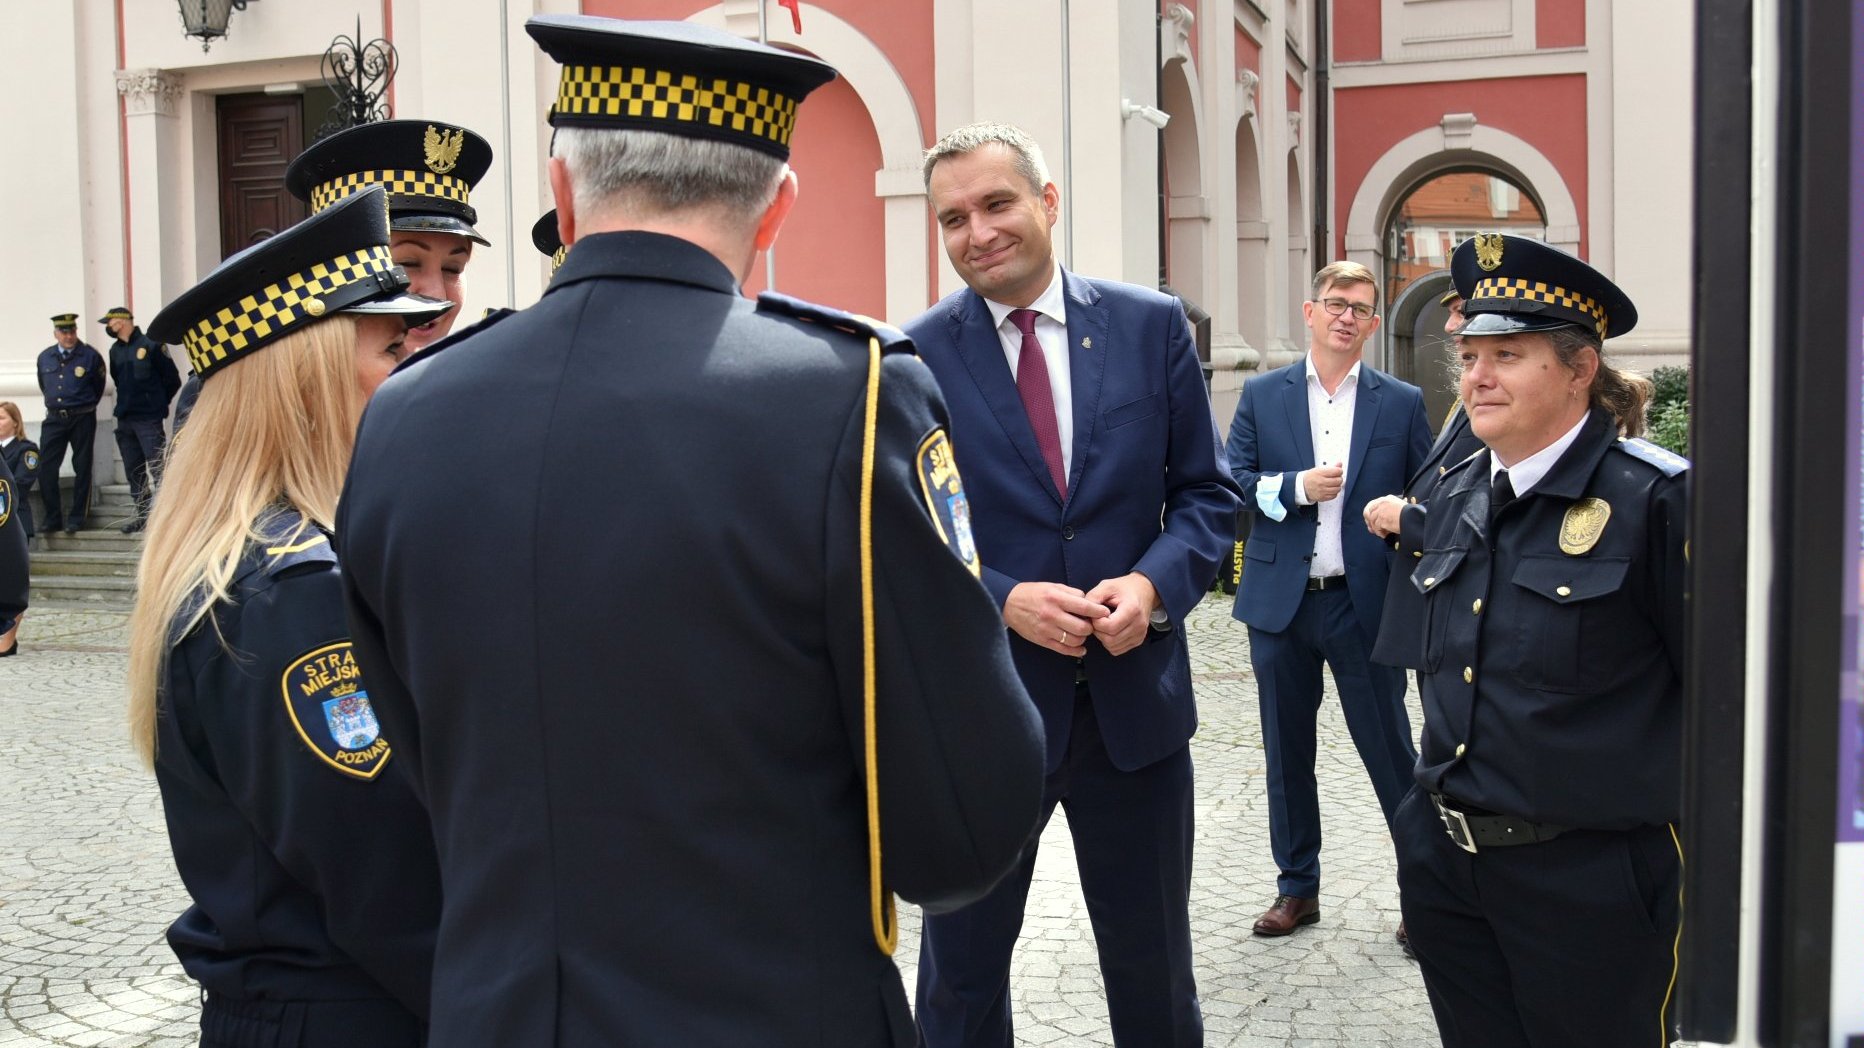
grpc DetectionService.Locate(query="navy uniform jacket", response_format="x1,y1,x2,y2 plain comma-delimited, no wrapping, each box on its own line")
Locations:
37,342,107,412
1,437,38,538
0,451,25,631
338,231,1046,1048
108,328,183,419
154,510,439,1029
1372,403,1486,667
1411,408,1687,827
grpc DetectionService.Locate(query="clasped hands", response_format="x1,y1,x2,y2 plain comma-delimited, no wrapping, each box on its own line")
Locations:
1004,573,1159,658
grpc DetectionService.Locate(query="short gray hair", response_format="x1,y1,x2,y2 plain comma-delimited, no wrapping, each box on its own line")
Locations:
922,122,1050,193
554,126,786,231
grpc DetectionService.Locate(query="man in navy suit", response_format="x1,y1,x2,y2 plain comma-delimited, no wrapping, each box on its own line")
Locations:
1226,261,1431,940
907,122,1239,1047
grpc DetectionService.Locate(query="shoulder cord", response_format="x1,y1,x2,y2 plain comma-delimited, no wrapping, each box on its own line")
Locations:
860,334,897,955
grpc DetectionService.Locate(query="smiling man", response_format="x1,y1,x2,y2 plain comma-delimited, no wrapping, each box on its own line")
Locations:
1225,260,1431,947
907,121,1238,1048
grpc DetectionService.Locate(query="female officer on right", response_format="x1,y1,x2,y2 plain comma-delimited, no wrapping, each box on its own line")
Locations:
1394,232,1689,1048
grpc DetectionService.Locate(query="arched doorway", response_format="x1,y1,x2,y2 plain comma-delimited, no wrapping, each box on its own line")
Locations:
1161,58,1206,310
1381,169,1547,426
1235,119,1265,350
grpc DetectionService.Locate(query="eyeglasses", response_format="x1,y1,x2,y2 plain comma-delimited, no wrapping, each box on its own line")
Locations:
1319,298,1376,321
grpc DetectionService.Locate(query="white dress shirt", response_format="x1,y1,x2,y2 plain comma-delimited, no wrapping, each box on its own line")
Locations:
983,265,1073,481
1292,357,1360,578
1490,413,1589,496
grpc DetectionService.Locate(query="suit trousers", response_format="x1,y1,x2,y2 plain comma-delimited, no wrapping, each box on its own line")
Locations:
916,685,1201,1048
37,410,96,531
1393,787,1683,1048
200,994,423,1048
1247,586,1415,897
114,417,167,517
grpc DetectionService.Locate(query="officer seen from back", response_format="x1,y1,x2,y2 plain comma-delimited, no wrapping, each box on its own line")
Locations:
337,15,1045,1047
1391,232,1688,1046
100,307,182,533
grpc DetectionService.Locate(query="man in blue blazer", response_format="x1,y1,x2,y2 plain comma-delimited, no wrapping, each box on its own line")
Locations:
1225,261,1431,941
908,123,1239,1047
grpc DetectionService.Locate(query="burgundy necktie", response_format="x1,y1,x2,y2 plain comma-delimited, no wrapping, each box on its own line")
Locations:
1009,308,1067,498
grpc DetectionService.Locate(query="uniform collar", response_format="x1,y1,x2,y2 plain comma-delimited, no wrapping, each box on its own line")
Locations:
1520,408,1619,500
546,230,741,298
1490,411,1588,495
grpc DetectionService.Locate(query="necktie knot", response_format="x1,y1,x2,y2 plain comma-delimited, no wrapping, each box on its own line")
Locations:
1009,308,1040,337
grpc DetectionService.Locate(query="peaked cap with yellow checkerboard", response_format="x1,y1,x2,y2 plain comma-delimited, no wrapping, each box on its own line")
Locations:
147,186,454,382
526,14,838,161
1451,232,1638,341
286,119,494,246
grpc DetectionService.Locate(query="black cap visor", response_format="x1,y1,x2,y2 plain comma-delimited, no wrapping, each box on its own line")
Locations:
391,213,490,248
345,290,455,330
1456,311,1585,338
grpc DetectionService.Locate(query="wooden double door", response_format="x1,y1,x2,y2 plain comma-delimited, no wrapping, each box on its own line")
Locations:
215,93,308,260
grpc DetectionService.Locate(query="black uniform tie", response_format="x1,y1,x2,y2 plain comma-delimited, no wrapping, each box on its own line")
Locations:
1491,469,1516,523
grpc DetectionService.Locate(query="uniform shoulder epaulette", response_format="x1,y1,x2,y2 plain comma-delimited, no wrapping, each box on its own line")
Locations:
1441,446,1486,483
391,307,515,375
755,291,913,353
249,508,337,578
1612,437,1690,477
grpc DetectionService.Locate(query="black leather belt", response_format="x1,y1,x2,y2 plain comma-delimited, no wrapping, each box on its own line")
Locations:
1074,660,1088,686
50,407,95,418
1305,574,1348,591
1431,793,1568,852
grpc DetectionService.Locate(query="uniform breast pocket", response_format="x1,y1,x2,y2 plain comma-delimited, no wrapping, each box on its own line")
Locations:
1413,547,1467,672
1103,393,1160,430
1509,554,1631,692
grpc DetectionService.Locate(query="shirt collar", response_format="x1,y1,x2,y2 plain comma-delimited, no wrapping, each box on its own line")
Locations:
1304,355,1361,389
1491,412,1590,495
984,264,1067,334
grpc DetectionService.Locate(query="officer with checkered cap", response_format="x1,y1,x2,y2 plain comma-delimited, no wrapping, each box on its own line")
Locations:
286,119,492,356
135,185,450,1048
336,16,1044,1046
1387,232,1688,1047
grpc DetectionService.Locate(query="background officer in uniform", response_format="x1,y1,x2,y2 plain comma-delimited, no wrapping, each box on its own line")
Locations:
35,313,106,535
100,307,182,532
1392,232,1687,1047
286,118,493,357
337,17,1045,1048
127,186,452,1048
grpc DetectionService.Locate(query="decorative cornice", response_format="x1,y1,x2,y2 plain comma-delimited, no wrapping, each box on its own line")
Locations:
116,68,183,118
1287,110,1302,149
1441,112,1478,151
1162,3,1195,67
1237,67,1260,121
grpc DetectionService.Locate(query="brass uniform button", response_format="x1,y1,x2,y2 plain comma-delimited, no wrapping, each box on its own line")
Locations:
1455,743,1467,757
1556,585,1572,598
1424,577,1437,587
1463,666,1474,684
1472,599,1482,614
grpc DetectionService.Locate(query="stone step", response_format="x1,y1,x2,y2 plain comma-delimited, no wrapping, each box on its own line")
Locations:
28,573,137,609
39,529,146,553
30,550,141,578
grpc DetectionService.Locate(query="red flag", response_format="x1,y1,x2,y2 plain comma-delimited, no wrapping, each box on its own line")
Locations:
777,0,802,34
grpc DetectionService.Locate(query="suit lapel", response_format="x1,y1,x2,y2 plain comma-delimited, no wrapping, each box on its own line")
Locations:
947,290,1063,506
1062,271,1107,501
1344,366,1383,499
1280,362,1316,467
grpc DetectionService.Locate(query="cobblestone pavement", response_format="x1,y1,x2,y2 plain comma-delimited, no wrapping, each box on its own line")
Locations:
0,596,1442,1046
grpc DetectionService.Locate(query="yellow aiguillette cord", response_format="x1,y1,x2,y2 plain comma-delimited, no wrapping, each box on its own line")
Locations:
860,333,897,955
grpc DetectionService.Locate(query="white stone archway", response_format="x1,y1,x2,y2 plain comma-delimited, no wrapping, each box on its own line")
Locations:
1160,49,1207,312
1342,120,1582,360
688,3,929,322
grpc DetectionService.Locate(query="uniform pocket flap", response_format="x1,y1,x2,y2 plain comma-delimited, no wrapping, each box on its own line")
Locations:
1411,548,1466,594
1243,536,1276,563
1511,554,1630,604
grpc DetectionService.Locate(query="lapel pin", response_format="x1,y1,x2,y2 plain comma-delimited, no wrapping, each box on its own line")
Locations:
1081,337,1092,349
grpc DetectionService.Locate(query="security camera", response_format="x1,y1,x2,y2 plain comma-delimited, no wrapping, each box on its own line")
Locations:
1121,100,1171,129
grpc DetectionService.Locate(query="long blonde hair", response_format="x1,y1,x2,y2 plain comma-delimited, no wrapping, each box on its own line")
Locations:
127,318,364,766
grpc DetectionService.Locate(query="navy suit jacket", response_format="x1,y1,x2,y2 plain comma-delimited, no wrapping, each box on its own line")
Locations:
907,272,1241,773
1226,359,1430,647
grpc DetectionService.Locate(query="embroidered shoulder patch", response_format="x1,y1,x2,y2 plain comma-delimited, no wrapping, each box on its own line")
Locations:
916,429,980,577
0,478,11,529
280,642,391,780
23,450,38,472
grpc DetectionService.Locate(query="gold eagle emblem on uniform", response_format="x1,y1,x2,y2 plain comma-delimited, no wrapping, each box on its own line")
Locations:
423,125,464,174
1473,233,1506,272
1558,497,1611,555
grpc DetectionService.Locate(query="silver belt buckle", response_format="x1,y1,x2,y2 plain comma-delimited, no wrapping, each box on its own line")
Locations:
1433,794,1478,853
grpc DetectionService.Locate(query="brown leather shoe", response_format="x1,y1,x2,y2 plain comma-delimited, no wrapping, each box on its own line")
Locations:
1252,894,1320,936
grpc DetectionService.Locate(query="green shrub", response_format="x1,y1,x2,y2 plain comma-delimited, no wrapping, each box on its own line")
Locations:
1647,399,1690,457
1649,365,1690,413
